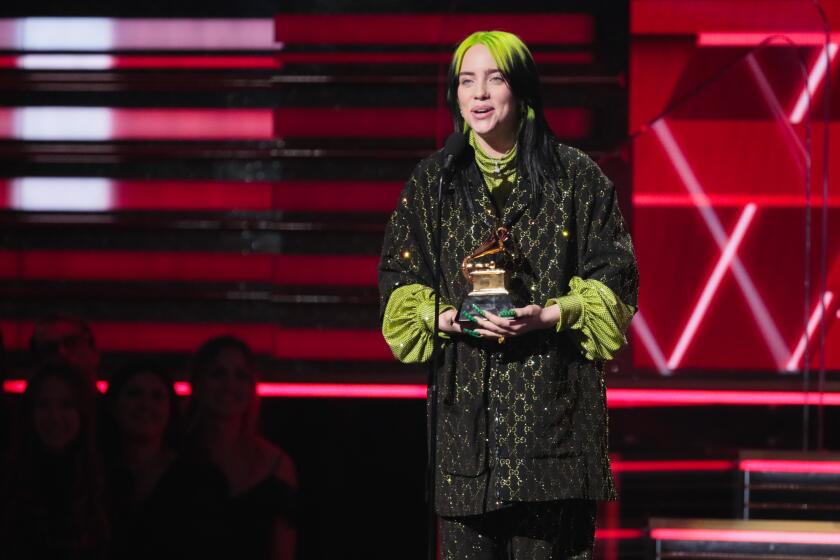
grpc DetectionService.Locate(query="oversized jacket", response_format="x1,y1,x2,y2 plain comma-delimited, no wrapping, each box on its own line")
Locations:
378,139,638,516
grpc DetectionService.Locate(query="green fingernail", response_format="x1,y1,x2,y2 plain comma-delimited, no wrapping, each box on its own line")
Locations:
463,328,482,338
470,304,486,317
499,309,516,318
462,311,476,322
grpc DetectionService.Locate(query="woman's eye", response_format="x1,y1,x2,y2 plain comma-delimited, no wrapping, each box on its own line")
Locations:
460,79,472,86
490,76,504,83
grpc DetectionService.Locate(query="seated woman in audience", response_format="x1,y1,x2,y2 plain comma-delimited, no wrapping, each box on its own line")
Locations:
102,361,227,560
187,336,298,560
0,364,107,559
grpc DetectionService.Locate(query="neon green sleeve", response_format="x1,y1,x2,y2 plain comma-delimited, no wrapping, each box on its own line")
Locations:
545,277,636,361
382,284,456,364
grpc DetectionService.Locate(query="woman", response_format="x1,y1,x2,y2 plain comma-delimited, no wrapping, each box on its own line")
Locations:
1,364,108,559
103,362,227,560
186,336,298,560
378,31,638,559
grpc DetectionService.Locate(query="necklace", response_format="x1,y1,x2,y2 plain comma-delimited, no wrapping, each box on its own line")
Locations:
470,131,517,177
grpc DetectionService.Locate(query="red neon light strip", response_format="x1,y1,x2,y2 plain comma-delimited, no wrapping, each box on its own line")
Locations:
631,2,839,35
612,460,736,473
0,52,593,69
107,55,281,69
0,250,379,286
744,51,809,164
7,380,114,394
0,108,274,141
274,14,593,45
0,180,403,212
112,109,272,140
274,52,593,65
273,108,590,140
0,55,282,70
607,389,840,407
2,380,25,393
5,376,840,405
740,459,840,474
786,292,836,371
2,379,427,399
697,32,840,47
651,527,840,545
630,311,669,374
2,54,595,70
790,43,839,124
633,194,840,208
255,383,426,399
0,18,278,51
0,107,590,141
595,529,645,540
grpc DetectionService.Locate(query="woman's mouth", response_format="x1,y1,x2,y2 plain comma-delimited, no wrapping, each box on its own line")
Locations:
472,107,494,119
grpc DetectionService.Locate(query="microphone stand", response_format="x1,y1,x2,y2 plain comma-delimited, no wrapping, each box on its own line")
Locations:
427,166,450,560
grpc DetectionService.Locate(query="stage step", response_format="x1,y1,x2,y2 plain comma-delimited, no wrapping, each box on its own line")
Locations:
651,518,840,560
740,451,840,522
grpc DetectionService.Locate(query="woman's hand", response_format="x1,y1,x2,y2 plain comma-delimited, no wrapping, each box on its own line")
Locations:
436,304,560,341
438,308,463,335
459,304,560,341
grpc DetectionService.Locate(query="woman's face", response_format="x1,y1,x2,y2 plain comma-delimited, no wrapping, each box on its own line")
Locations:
198,347,254,420
33,377,81,452
457,44,519,146
113,372,171,443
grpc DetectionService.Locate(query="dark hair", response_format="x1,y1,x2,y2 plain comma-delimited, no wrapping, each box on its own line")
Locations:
1,364,107,552
446,31,565,212
29,314,96,355
191,335,256,380
102,360,180,452
186,335,260,441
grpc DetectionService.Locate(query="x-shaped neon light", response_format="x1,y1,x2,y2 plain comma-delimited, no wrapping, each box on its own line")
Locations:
631,42,838,374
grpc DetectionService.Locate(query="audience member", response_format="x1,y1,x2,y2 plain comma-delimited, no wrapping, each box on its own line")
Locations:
29,316,101,388
0,364,107,559
102,361,227,560
187,335,298,559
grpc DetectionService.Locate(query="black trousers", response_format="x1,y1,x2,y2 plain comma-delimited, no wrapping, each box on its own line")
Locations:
439,500,597,560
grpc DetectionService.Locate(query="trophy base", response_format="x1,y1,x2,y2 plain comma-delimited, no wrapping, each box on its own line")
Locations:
457,292,516,324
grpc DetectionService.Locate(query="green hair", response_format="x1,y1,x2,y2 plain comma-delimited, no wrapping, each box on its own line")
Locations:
446,30,563,214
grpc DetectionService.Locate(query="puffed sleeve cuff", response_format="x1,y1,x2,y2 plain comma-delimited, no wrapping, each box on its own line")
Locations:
545,276,636,361
382,284,455,364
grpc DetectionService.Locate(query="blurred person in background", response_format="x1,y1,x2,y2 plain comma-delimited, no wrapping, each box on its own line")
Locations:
102,361,227,560
0,364,108,559
187,335,298,560
29,315,101,389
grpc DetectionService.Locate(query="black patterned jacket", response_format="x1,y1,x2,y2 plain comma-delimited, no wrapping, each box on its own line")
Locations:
378,140,638,516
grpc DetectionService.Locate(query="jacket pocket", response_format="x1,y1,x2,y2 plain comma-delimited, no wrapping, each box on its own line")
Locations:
527,379,579,458
438,403,486,476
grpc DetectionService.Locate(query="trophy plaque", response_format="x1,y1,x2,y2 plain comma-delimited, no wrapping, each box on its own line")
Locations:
457,226,516,323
